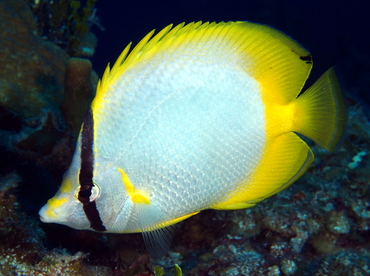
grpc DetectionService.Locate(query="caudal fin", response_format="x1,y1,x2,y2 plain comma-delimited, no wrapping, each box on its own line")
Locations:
293,68,346,152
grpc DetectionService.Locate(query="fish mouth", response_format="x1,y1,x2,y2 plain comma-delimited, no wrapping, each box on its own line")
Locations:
38,204,57,223
39,215,50,222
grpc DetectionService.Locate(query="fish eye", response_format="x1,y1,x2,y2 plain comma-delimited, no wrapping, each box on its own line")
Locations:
76,182,101,202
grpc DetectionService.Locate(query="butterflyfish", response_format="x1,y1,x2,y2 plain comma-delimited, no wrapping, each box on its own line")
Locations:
39,21,346,253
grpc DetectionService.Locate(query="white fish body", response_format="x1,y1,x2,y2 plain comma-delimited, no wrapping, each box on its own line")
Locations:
39,21,346,243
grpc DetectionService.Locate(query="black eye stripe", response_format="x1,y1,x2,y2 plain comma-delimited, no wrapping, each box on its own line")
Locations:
78,109,106,232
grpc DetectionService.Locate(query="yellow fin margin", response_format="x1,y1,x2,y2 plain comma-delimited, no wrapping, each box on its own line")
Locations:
213,132,313,210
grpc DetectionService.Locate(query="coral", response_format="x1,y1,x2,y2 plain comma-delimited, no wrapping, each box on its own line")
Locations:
325,211,351,234
28,0,100,57
60,58,97,137
0,0,67,119
208,243,267,275
154,264,183,276
348,151,367,169
0,0,70,174
0,0,99,178
280,259,297,275
313,252,370,276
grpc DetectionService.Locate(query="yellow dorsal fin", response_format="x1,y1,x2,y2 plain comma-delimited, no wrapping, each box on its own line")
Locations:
94,21,313,108
237,22,313,105
95,22,186,96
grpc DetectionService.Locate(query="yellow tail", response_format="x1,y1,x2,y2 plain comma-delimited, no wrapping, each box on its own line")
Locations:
293,67,346,152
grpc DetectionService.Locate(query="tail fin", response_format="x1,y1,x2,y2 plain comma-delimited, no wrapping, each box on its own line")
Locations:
293,68,346,152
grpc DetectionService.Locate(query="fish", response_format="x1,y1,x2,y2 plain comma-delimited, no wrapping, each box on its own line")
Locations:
39,21,346,253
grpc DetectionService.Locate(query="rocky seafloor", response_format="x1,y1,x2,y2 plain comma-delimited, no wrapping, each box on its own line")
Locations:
1,0,370,275
2,107,370,276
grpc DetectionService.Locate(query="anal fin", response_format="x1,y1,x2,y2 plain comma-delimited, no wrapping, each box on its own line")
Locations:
136,202,199,258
